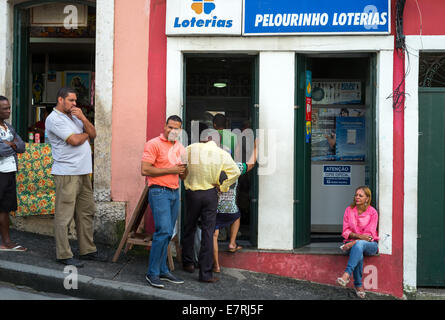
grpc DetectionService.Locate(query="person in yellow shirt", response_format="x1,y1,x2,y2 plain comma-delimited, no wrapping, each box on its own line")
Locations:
182,122,240,283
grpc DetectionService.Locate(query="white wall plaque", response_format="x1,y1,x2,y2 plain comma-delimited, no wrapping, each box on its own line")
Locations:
31,4,88,28
166,0,242,36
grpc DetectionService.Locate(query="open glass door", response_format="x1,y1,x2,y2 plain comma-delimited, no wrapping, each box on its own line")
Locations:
248,55,259,247
294,54,311,248
13,7,30,138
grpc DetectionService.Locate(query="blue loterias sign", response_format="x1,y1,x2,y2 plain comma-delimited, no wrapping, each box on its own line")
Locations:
243,0,390,35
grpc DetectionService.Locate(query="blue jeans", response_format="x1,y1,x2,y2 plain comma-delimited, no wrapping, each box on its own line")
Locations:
344,240,378,288
147,187,179,277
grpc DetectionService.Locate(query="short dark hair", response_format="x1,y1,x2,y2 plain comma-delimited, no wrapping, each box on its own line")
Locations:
199,122,208,137
166,115,182,124
0,95,9,102
213,113,226,128
57,87,77,100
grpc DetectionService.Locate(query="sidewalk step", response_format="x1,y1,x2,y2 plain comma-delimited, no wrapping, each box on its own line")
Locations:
0,260,201,300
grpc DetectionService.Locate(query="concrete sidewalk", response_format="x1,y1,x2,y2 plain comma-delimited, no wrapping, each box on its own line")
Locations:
0,229,414,300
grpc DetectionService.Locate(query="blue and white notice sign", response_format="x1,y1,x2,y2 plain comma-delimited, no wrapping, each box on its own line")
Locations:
323,165,351,185
243,0,390,35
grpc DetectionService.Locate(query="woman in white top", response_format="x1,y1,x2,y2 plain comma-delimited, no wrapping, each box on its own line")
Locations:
0,96,26,251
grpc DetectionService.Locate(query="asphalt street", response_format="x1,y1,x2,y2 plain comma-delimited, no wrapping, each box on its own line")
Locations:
0,229,399,301
0,281,81,300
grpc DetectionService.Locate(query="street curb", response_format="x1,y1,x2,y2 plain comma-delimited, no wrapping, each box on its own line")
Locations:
0,260,202,300
414,289,445,300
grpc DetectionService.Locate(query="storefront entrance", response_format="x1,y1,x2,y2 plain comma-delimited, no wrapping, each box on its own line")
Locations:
417,52,445,286
183,55,259,247
13,1,96,140
418,87,445,286
294,54,377,248
12,1,96,217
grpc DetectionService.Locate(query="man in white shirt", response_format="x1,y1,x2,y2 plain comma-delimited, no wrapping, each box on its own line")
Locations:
0,96,26,252
46,87,103,267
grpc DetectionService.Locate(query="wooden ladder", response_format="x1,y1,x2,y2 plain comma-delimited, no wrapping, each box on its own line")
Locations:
112,185,181,270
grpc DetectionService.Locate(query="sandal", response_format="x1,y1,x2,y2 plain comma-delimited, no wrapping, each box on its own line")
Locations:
356,289,366,299
227,245,243,253
213,266,221,273
336,277,349,287
0,243,27,252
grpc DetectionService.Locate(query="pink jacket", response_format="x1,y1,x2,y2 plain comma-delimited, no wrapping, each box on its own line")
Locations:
342,205,379,242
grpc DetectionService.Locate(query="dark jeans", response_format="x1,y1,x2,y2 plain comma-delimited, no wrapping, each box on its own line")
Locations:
147,187,179,277
182,188,218,281
344,240,379,288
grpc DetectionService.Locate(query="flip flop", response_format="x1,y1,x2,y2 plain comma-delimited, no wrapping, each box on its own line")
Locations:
0,245,27,252
213,266,221,273
336,277,349,287
227,245,243,253
356,290,366,299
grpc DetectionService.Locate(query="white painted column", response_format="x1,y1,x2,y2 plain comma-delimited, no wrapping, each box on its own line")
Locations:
403,37,420,292
0,0,13,100
166,41,183,120
94,0,114,201
257,51,295,250
375,49,394,255
0,0,7,95
403,35,445,292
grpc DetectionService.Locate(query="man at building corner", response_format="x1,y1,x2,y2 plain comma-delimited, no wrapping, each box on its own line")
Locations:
45,87,104,267
141,115,187,289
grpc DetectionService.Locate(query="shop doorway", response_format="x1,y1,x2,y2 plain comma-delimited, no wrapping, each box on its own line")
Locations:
417,53,445,286
183,55,259,247
418,87,445,286
11,1,96,217
13,1,96,141
294,54,377,248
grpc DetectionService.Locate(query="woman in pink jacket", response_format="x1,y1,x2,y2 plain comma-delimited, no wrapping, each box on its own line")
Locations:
336,186,379,298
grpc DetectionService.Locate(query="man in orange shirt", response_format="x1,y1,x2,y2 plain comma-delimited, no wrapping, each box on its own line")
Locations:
141,115,187,288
